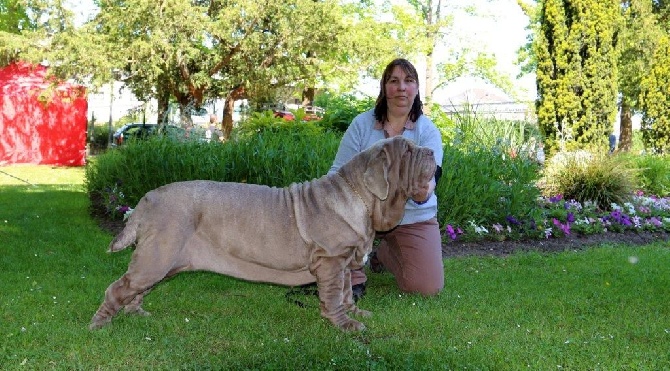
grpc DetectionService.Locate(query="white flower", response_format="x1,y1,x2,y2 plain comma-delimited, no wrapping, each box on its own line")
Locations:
469,220,488,235
123,208,134,222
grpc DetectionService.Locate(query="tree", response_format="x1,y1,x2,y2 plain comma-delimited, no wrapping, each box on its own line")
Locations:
617,0,661,152
0,0,47,64
535,0,621,155
639,35,670,154
10,0,392,138
88,0,353,135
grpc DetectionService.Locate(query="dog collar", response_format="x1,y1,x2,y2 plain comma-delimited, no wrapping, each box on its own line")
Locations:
337,172,371,217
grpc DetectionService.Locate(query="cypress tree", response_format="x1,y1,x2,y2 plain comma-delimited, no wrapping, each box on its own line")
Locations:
536,0,621,155
639,35,670,154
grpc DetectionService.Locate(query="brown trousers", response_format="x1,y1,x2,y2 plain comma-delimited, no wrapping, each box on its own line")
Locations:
351,218,444,295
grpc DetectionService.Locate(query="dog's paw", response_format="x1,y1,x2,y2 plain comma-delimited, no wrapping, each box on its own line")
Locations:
124,306,151,316
338,318,366,332
89,316,111,331
350,307,372,318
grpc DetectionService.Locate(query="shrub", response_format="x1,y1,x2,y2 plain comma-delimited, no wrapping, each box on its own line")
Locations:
232,110,324,140
618,153,670,197
89,123,112,153
437,142,542,229
540,151,636,210
426,103,457,147
313,93,375,133
85,129,341,219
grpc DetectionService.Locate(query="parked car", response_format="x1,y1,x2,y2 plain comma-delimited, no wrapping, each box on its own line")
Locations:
184,107,210,126
111,123,189,147
273,110,295,121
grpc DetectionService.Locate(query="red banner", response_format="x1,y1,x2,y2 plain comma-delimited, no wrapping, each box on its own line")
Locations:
0,62,87,166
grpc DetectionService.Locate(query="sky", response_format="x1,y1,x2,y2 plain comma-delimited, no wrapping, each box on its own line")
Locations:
68,0,536,103
422,0,536,102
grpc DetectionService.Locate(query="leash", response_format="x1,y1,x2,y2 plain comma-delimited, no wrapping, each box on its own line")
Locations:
285,283,318,309
0,169,36,186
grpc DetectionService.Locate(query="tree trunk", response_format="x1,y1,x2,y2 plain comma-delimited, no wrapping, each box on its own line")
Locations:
178,97,194,128
424,52,433,115
156,88,170,126
222,85,246,139
619,97,633,152
302,87,315,107
422,0,437,115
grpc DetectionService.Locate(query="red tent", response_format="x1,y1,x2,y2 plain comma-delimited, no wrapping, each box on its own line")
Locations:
0,62,87,166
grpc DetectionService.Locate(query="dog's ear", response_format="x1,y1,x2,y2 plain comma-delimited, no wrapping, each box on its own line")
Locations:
363,146,390,200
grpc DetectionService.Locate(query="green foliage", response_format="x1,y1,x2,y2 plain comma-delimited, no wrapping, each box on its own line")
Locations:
540,151,636,210
618,153,670,197
441,106,542,150
313,93,375,133
89,123,112,152
426,103,457,146
535,0,620,155
0,0,31,33
232,111,325,139
639,35,670,155
16,0,400,123
617,0,660,111
85,130,341,215
437,143,542,228
432,109,543,229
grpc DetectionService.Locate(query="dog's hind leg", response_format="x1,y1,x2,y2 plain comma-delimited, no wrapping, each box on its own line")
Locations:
123,287,153,316
90,274,146,330
121,265,187,317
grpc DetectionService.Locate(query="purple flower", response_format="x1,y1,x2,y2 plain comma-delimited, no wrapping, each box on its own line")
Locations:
549,194,563,203
506,215,520,225
566,212,575,223
552,218,571,235
648,217,663,227
445,224,459,240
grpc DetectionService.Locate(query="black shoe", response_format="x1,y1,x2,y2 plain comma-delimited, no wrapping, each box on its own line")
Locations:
369,251,385,273
352,283,366,302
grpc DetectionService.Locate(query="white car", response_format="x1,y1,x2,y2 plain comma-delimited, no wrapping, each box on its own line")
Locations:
185,107,210,127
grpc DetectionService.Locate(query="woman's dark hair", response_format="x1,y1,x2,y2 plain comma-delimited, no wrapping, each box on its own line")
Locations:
373,58,423,123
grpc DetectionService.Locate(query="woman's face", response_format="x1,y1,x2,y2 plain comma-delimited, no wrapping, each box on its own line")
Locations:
384,66,418,113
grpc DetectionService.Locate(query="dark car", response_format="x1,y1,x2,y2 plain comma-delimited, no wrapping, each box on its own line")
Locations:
112,123,188,147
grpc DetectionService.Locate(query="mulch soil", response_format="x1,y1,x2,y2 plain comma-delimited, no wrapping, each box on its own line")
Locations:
442,230,670,258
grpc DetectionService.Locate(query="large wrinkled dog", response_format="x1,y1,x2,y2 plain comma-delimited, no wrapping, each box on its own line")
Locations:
89,136,436,331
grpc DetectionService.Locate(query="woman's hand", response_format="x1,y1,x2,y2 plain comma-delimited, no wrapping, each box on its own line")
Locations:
412,179,435,203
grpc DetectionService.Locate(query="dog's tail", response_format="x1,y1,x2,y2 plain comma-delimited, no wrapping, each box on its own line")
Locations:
107,195,147,253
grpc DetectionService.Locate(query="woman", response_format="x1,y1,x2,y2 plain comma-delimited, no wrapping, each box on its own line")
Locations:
329,58,444,299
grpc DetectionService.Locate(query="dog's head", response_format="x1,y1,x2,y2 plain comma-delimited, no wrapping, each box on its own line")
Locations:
357,136,437,231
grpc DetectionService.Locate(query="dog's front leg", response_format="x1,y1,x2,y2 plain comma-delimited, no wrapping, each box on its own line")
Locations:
311,256,365,331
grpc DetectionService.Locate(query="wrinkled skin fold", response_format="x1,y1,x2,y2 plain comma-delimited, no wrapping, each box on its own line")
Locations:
89,136,436,331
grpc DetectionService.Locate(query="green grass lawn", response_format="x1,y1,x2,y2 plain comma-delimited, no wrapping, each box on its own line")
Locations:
1,165,669,369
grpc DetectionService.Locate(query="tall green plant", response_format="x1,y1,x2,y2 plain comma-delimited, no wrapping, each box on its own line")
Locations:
85,130,341,218
436,143,542,228
618,153,670,197
540,151,636,210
